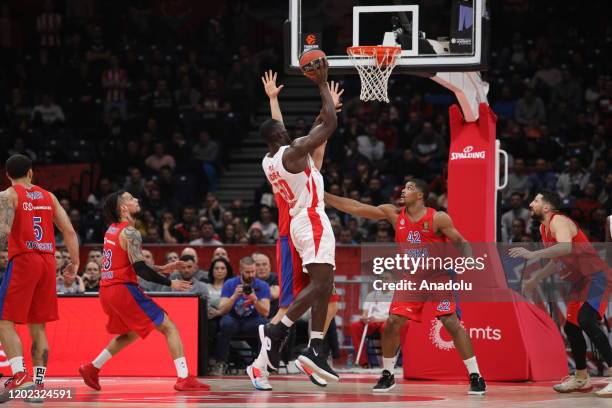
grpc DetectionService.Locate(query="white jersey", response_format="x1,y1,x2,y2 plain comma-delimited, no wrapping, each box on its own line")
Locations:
262,145,325,217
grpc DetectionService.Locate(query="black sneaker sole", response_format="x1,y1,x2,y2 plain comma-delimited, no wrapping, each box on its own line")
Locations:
373,383,396,393
297,355,339,382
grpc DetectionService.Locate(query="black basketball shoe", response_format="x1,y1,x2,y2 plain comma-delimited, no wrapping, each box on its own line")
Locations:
373,370,396,393
468,373,487,395
258,323,288,371
297,340,339,382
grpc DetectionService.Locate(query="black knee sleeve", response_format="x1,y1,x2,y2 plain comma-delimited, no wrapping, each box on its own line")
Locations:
564,322,587,370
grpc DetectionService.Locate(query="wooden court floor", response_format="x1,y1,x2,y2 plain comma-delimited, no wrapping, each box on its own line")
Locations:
6,374,610,407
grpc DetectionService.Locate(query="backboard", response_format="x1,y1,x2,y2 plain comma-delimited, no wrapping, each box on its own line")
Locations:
284,0,490,75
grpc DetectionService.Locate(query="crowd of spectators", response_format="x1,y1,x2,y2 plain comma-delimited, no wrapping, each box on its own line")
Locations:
1,1,609,248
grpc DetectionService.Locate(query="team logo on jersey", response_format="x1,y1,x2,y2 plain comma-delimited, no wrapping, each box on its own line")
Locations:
423,221,429,232
400,219,405,225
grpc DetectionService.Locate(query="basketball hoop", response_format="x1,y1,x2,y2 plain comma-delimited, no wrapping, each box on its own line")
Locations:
347,46,401,103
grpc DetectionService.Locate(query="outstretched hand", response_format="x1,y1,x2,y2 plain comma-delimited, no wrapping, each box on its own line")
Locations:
158,260,187,275
261,70,284,99
328,80,344,112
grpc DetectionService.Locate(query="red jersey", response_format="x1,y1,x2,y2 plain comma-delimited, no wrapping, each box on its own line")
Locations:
8,184,56,260
101,222,137,286
275,193,291,237
395,207,447,244
540,213,609,279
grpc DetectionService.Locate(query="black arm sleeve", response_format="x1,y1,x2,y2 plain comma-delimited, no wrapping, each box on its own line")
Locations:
133,261,172,286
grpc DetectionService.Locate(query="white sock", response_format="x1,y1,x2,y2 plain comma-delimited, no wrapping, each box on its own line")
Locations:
310,331,324,341
281,315,294,328
464,356,480,375
9,356,25,375
92,349,112,369
174,357,188,379
34,366,46,384
383,357,395,373
253,349,269,371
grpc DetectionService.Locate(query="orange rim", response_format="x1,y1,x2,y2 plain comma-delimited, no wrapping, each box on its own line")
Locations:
347,46,401,66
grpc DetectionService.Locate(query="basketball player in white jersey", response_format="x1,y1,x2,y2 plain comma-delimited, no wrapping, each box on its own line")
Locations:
260,58,338,381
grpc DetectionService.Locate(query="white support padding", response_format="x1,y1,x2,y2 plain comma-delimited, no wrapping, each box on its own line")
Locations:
431,72,489,122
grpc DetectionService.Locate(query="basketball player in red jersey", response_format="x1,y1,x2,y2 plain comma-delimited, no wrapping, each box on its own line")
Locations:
248,71,343,390
0,154,79,403
325,180,486,394
78,190,210,392
510,191,612,397
259,59,339,382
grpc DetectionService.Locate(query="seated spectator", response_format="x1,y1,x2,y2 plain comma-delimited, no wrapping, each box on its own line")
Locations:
57,268,85,294
123,167,146,198
502,158,530,200
171,255,209,300
573,182,603,224
556,157,589,199
31,94,65,125
83,261,101,292
252,206,278,244
357,123,385,161
189,221,223,246
206,257,234,367
213,257,270,374
508,219,527,243
54,249,64,275
139,249,168,292
252,252,280,318
501,193,531,242
247,224,265,245
350,279,393,367
172,206,199,243
178,247,208,282
338,229,357,245
528,158,557,195
87,248,103,266
212,247,229,261
165,251,179,263
515,87,546,126
411,121,447,175
145,142,176,172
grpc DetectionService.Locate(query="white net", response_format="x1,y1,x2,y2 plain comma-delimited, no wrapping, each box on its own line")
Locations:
347,47,400,103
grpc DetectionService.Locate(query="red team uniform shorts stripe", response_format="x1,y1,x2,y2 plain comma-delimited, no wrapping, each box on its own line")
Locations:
99,283,166,338
0,253,58,324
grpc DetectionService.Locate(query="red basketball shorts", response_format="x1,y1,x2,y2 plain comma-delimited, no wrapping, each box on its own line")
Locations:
0,253,58,324
99,283,166,338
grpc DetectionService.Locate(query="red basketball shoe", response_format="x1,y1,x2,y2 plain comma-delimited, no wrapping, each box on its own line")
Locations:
174,375,211,391
79,363,101,390
0,371,35,403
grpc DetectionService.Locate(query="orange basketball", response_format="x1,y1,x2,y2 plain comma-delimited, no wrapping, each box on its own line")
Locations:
299,49,326,77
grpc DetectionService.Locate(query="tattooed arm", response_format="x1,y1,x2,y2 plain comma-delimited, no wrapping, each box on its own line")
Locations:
0,189,17,251
120,226,190,289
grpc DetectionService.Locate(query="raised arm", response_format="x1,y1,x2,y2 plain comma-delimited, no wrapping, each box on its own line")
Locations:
0,189,17,251
324,192,398,223
312,81,344,170
51,193,80,273
261,70,284,123
283,59,337,173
